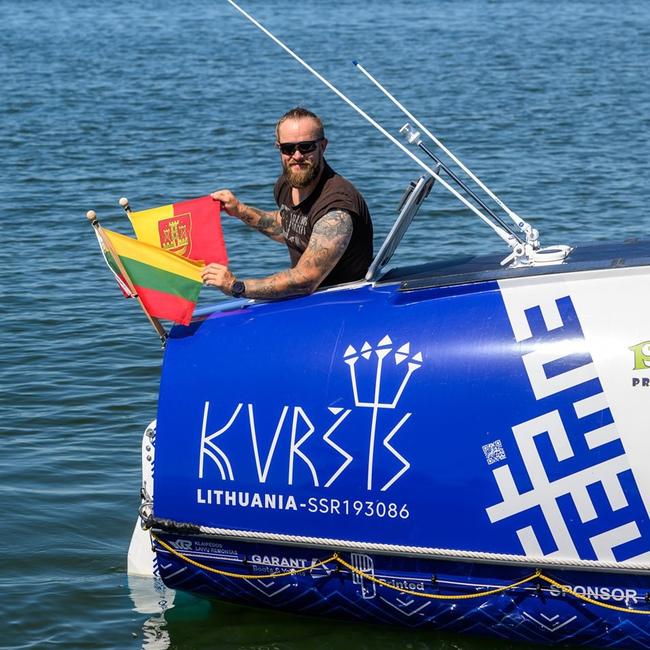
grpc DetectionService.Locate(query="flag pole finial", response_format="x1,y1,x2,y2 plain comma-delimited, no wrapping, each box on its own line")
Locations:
119,197,130,212
86,210,97,223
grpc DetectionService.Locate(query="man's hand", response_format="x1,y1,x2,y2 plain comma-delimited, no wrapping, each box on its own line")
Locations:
211,189,284,242
211,189,242,218
201,263,237,295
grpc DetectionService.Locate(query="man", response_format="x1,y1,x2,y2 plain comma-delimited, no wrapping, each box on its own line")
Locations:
202,107,373,299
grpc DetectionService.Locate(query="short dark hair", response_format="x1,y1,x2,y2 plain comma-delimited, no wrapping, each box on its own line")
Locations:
275,107,325,141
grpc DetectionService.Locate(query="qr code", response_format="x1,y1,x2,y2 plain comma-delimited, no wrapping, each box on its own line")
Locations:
482,440,506,465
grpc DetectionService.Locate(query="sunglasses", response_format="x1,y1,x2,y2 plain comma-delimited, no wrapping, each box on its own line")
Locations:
276,138,323,156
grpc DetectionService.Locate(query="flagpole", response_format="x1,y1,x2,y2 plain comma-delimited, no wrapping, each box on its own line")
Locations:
86,210,168,347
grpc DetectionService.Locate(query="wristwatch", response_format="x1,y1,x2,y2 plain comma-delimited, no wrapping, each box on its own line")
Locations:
231,279,246,298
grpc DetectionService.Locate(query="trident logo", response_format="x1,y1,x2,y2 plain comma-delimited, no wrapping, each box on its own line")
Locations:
197,334,423,492
343,335,423,490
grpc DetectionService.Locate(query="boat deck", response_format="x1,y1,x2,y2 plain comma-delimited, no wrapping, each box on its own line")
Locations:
378,238,650,290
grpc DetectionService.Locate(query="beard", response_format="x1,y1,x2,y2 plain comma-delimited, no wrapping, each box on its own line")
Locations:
282,156,322,188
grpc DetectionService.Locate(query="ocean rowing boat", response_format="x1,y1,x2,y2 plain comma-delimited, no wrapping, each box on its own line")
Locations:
127,185,650,647
125,2,650,647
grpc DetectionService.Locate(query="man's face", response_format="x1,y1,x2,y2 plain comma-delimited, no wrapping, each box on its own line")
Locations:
277,117,327,189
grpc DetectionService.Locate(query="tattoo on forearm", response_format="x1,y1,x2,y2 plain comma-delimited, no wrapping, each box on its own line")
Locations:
240,205,283,239
246,269,313,299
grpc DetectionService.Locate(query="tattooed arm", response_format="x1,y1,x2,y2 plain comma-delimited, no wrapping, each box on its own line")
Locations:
211,189,284,242
201,210,353,299
244,209,353,298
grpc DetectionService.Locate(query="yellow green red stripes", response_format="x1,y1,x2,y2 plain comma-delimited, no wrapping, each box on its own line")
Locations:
105,229,202,281
119,256,201,298
103,228,203,325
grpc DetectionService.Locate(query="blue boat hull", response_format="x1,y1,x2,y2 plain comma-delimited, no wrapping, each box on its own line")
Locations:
140,240,650,647
152,531,650,648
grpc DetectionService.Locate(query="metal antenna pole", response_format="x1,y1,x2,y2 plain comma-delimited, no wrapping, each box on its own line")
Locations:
353,61,539,246
226,0,520,251
399,124,520,241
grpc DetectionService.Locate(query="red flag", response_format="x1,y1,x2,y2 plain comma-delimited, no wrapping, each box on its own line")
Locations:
127,196,228,265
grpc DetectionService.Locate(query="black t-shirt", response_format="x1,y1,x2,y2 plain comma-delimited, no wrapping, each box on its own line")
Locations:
273,161,373,287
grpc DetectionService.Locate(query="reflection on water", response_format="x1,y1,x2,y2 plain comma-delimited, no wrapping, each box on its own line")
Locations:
141,614,171,650
128,575,174,649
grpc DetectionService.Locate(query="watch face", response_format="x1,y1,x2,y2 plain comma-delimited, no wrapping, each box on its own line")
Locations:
232,280,245,297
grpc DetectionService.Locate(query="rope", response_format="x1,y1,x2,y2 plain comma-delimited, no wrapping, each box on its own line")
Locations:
152,533,337,579
537,573,650,615
335,554,541,600
190,523,650,571
152,533,650,613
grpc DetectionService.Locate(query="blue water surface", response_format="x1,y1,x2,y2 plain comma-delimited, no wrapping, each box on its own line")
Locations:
1,0,649,648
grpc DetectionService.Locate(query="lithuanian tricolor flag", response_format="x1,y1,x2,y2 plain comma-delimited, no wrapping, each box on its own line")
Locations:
127,196,227,265
103,228,203,326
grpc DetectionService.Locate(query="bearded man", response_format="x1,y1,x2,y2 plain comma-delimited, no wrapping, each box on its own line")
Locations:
202,107,373,300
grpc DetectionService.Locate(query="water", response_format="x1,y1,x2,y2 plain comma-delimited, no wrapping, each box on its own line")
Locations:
1,0,649,648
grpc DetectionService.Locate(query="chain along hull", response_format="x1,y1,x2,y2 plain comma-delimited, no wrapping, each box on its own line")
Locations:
137,240,650,647
151,530,650,647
